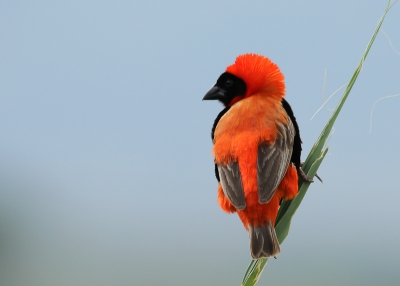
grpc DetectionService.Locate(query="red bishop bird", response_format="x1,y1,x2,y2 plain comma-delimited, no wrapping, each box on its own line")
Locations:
203,53,312,259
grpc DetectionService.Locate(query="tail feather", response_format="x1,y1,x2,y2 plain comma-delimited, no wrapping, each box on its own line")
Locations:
249,222,280,259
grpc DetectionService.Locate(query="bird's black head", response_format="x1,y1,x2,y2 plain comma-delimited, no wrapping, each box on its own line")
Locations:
203,72,247,107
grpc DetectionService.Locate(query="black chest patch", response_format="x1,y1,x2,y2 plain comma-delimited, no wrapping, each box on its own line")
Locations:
281,98,302,169
211,106,231,181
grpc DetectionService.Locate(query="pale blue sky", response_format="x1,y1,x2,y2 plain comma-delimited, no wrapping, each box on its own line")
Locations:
1,1,400,285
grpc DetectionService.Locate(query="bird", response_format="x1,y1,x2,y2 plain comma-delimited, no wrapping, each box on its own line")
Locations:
203,53,312,259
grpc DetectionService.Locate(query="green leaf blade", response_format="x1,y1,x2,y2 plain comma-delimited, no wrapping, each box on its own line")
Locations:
240,1,394,285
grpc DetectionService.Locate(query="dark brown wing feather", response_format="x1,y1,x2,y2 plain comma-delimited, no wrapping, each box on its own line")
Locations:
257,119,295,204
217,162,246,210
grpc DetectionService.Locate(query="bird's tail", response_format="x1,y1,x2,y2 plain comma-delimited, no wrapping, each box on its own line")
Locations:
248,221,280,259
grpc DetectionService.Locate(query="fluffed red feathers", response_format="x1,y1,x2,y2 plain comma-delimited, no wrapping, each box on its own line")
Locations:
225,53,285,100
205,53,300,258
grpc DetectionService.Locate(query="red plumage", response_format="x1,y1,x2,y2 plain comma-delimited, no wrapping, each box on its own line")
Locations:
204,54,301,258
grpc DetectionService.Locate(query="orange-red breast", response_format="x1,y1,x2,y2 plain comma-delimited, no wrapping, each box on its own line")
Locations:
203,54,305,259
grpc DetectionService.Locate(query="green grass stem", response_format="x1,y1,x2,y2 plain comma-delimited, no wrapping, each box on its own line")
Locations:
241,1,394,285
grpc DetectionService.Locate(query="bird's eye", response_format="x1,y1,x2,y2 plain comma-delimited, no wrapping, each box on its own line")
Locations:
225,78,233,87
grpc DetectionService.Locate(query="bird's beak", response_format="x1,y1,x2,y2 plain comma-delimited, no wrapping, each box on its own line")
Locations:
203,86,226,101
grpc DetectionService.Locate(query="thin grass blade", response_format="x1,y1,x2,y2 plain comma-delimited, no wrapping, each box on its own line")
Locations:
241,1,393,285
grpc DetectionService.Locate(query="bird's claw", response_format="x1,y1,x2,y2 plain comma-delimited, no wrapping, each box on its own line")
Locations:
314,173,323,183
299,167,314,183
299,163,323,183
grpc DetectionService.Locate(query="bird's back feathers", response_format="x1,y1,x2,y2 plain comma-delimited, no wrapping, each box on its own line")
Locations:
205,53,301,259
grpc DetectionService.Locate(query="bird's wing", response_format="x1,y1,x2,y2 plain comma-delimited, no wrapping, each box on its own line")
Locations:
257,119,295,204
217,162,246,210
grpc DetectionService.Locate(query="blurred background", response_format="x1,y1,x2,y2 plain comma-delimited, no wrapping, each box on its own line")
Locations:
1,1,399,285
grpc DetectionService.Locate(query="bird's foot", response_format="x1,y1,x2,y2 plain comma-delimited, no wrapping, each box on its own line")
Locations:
299,167,313,183
299,163,323,183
